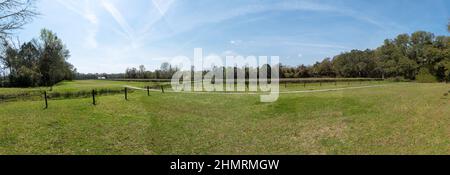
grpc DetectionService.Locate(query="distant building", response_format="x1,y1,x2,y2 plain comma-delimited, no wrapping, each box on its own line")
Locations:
98,77,107,80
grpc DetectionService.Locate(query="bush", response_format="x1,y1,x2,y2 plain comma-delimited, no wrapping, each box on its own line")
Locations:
386,76,411,82
416,68,437,83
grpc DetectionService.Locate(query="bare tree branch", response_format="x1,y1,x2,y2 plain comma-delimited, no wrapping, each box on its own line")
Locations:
0,0,37,40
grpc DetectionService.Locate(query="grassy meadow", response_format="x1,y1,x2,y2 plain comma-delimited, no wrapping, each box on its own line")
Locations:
0,80,160,95
0,80,449,154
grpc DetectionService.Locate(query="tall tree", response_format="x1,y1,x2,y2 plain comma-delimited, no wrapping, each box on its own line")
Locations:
0,0,37,86
313,58,334,77
409,31,435,65
138,65,146,78
394,34,410,56
37,29,72,86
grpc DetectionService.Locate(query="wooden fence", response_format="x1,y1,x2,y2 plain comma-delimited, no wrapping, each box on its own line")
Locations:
1,79,386,108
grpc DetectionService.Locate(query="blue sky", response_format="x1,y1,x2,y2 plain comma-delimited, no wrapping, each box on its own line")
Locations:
17,0,450,73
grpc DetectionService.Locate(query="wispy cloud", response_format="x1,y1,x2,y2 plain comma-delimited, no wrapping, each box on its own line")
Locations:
98,0,176,48
180,0,400,33
151,0,175,16
56,0,99,48
100,0,135,42
46,0,415,73
281,1,403,30
134,0,176,46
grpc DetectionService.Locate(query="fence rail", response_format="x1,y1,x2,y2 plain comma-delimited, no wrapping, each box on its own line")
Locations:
280,78,384,83
0,88,140,103
1,79,384,104
110,79,172,82
110,78,384,83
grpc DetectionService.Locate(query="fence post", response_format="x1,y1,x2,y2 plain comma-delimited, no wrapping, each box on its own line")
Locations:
147,86,150,96
92,89,96,105
320,82,322,86
161,85,165,93
44,91,48,109
335,81,337,86
124,87,128,100
304,82,306,88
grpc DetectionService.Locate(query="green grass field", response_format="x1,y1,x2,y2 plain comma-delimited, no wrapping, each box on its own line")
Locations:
0,80,449,154
0,80,160,95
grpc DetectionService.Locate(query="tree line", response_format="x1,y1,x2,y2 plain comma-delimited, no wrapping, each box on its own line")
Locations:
75,73,124,80
124,62,178,79
74,63,179,80
0,29,75,87
281,30,450,82
120,29,449,82
120,30,449,83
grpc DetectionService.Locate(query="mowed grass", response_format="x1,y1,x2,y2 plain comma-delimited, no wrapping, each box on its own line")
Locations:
0,80,160,96
0,81,449,154
52,80,160,92
279,80,387,92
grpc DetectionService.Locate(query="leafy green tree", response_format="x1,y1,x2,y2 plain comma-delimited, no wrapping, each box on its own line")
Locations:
409,31,435,65
37,29,72,86
1,41,40,86
435,60,450,81
17,41,40,86
397,56,418,80
294,64,310,78
312,58,334,77
332,49,376,78
138,65,146,78
0,28,74,87
125,67,137,78
394,34,410,56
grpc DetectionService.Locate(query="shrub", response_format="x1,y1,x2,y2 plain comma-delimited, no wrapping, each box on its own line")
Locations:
386,76,411,82
416,68,437,83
